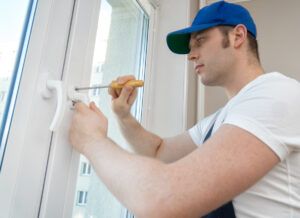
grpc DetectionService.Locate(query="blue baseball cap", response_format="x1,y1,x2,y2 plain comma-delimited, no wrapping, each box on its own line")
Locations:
167,1,257,54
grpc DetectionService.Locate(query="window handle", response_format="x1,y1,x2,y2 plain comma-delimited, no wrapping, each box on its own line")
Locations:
43,80,65,132
41,77,89,132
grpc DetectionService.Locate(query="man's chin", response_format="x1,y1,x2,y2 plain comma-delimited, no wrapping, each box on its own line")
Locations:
200,77,217,87
200,76,211,86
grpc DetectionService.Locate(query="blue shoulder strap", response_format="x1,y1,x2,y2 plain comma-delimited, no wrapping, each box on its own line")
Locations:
202,123,236,218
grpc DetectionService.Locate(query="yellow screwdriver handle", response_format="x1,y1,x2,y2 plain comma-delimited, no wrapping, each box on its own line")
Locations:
110,80,144,89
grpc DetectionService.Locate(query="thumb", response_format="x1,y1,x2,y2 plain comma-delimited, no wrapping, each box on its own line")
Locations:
89,102,105,117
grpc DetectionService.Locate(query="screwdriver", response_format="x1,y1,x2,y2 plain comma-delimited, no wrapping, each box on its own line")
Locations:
75,80,144,91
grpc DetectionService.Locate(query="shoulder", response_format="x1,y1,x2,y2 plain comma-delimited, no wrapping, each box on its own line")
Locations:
223,72,300,160
227,72,300,116
242,72,300,100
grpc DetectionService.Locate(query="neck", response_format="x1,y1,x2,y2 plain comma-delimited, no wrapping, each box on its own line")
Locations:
224,61,264,99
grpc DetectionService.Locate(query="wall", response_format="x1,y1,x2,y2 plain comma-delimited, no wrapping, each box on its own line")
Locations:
242,0,300,79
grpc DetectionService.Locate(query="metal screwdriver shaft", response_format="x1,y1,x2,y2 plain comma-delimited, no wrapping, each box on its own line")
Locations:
75,80,144,91
75,85,110,91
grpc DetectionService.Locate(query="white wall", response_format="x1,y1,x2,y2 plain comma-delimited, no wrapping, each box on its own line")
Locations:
242,0,300,79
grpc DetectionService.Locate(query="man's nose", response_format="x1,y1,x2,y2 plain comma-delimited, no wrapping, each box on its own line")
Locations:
188,48,199,61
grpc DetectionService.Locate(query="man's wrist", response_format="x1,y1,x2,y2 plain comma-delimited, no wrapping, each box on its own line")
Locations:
117,113,135,125
82,136,108,158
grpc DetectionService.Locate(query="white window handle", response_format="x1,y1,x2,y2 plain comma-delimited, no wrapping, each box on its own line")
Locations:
43,80,65,132
41,76,89,132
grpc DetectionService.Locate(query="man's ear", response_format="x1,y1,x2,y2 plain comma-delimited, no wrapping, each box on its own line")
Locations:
232,24,247,48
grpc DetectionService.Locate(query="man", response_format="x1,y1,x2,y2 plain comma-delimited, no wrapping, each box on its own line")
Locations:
69,1,300,217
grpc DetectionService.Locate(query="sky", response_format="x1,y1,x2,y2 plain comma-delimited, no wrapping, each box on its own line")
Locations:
0,0,30,42
0,0,31,78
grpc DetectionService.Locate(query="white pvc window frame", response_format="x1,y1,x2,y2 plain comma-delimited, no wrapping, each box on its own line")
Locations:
37,0,157,217
0,0,37,171
0,0,76,216
136,0,157,129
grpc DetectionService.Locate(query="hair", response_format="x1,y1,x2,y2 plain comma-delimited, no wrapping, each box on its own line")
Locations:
217,26,260,62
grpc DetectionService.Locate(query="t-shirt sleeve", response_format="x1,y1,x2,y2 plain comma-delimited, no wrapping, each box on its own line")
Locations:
188,112,217,146
223,82,300,161
224,114,289,160
188,123,203,146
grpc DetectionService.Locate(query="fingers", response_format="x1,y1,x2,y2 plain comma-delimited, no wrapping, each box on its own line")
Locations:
117,75,136,84
108,75,136,99
74,102,89,113
89,102,105,117
118,85,134,103
107,75,139,119
74,102,107,124
108,85,118,99
74,102,101,117
128,88,138,106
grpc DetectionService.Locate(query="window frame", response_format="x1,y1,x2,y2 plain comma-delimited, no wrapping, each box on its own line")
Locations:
36,0,157,217
0,0,222,216
0,0,37,170
0,0,76,216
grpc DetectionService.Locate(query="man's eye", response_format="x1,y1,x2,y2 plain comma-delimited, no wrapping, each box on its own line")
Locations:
196,37,205,46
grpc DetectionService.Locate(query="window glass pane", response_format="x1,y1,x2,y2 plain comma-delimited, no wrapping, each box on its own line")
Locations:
72,0,149,217
0,0,37,170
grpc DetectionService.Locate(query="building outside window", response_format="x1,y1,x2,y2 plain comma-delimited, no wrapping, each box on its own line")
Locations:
77,191,88,206
81,162,92,176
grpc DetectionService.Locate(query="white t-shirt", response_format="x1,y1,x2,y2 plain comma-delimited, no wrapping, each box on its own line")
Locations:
189,72,300,218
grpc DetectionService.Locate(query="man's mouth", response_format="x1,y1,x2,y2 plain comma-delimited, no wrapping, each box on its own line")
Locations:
195,64,204,72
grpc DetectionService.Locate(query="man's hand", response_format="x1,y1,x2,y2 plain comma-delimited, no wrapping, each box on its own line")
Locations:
69,102,108,154
108,75,138,119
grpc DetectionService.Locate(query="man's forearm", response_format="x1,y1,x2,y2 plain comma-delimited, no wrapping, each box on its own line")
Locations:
83,137,169,217
117,114,163,157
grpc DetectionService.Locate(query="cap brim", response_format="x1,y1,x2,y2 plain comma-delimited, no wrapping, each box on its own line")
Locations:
166,22,221,54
